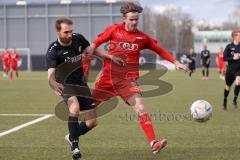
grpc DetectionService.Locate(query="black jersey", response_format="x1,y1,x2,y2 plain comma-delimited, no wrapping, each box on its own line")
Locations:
187,53,196,64
200,49,210,62
223,42,240,70
46,33,90,85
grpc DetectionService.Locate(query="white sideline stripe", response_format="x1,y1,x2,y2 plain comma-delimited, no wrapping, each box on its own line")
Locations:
0,114,54,137
0,114,54,116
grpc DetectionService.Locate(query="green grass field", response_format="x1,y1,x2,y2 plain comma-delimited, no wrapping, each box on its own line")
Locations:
0,69,240,160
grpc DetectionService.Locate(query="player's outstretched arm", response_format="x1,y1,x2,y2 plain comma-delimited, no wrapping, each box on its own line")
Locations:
47,68,64,96
86,43,97,56
174,60,189,72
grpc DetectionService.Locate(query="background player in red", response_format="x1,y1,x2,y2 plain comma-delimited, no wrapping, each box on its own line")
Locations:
216,47,226,80
87,2,189,155
9,48,21,80
1,48,10,78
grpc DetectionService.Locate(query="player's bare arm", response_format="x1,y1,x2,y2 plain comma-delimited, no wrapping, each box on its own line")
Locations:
47,68,64,96
95,47,125,66
233,53,240,60
174,60,189,72
85,47,125,66
86,43,97,56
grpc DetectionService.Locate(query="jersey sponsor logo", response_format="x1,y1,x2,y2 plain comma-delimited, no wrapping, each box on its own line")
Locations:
202,52,209,57
63,51,68,55
119,42,138,51
65,55,82,63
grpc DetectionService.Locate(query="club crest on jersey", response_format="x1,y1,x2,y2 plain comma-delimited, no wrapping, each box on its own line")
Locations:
119,42,138,51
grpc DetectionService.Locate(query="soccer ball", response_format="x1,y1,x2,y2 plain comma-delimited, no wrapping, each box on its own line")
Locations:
190,100,213,122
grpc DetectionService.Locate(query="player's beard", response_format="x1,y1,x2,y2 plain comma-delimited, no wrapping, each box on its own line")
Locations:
58,37,72,46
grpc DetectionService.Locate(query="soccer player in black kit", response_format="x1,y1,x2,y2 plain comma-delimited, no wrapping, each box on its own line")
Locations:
223,30,240,110
46,17,123,159
187,48,196,77
200,45,211,80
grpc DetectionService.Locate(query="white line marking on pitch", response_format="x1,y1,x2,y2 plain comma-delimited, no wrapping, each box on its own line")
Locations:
0,114,54,137
0,114,52,116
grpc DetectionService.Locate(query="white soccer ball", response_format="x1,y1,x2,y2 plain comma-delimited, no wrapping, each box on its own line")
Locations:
190,100,213,122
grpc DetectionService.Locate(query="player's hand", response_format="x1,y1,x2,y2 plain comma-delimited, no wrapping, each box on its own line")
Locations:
86,44,96,56
53,82,64,96
109,55,126,66
233,53,240,60
82,51,96,60
174,60,189,72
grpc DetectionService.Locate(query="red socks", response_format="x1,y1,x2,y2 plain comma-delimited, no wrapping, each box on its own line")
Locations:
138,113,155,144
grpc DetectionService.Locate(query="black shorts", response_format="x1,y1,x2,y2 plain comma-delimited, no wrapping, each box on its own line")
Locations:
62,83,96,111
188,63,196,71
225,68,240,86
202,61,210,68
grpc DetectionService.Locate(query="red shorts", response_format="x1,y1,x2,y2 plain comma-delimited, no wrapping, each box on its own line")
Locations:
10,63,17,70
92,78,141,105
217,63,225,70
2,62,9,68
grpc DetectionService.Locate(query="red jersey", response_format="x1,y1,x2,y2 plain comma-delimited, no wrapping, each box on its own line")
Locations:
9,52,20,67
93,23,175,80
1,51,10,64
216,51,225,66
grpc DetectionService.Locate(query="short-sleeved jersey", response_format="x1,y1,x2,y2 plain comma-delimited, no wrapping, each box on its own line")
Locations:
1,51,10,62
200,49,211,62
93,23,175,79
216,51,224,65
187,53,196,64
223,42,240,70
46,33,90,85
9,52,20,65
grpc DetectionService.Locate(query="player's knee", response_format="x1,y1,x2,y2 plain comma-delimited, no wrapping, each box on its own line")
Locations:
86,119,98,129
68,103,80,115
127,94,142,106
235,77,240,85
67,97,80,114
132,103,145,114
225,85,231,91
235,81,240,86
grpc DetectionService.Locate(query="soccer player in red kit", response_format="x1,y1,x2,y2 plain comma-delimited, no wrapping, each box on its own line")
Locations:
216,47,226,80
87,2,188,154
9,48,20,80
1,48,10,78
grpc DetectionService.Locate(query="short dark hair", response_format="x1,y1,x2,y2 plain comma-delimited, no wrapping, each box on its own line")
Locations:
232,30,240,38
120,2,143,16
55,17,73,31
